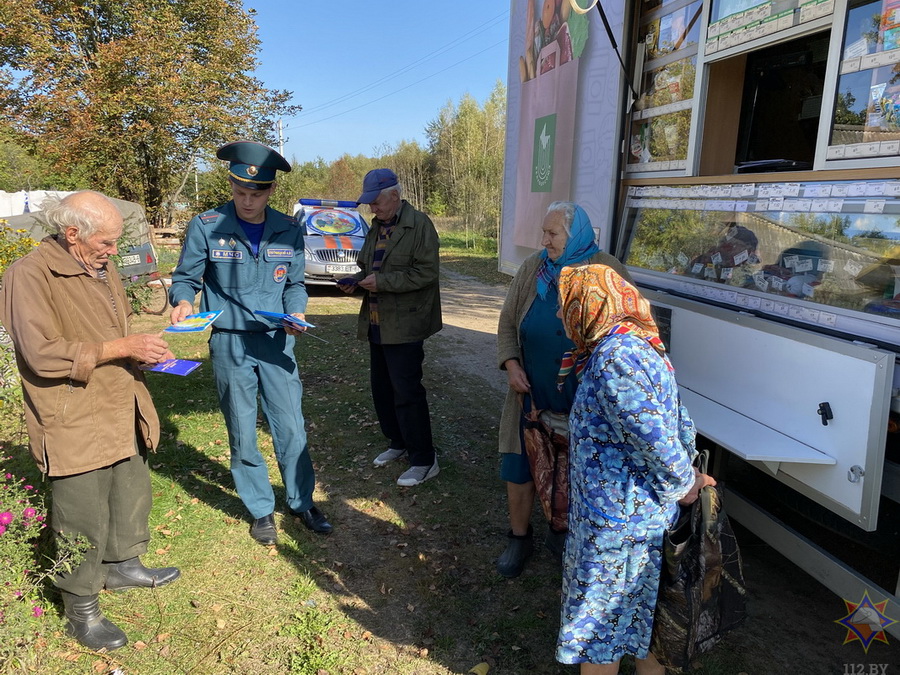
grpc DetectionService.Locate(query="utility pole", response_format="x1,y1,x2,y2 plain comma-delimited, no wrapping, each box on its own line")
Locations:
277,119,284,156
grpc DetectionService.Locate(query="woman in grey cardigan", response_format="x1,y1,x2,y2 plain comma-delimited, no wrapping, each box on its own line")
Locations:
495,201,631,578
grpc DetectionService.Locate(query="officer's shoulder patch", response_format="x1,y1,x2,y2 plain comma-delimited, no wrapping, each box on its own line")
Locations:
199,212,221,225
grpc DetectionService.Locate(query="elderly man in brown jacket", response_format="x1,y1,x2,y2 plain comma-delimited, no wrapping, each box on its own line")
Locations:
0,191,180,651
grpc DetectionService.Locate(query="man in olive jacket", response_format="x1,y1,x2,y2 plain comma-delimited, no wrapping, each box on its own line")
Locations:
0,191,180,652
338,169,442,487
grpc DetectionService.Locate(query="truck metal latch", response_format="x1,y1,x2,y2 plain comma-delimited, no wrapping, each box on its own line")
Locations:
817,401,833,426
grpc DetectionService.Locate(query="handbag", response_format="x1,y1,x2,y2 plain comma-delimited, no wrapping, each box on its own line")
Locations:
650,450,748,671
521,405,569,533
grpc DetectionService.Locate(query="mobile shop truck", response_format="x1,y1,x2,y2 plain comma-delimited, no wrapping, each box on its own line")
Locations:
502,0,900,636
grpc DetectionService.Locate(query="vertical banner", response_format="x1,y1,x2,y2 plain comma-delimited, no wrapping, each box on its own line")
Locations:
512,1,586,249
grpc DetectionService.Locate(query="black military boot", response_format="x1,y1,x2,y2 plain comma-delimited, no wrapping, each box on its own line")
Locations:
496,525,534,578
61,592,128,651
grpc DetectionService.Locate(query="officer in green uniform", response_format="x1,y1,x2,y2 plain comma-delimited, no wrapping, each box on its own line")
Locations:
169,141,331,544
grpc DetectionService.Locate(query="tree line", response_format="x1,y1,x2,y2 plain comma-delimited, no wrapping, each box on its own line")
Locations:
0,1,505,242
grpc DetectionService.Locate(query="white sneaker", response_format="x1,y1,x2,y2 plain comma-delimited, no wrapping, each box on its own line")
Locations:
396,459,440,487
373,447,407,467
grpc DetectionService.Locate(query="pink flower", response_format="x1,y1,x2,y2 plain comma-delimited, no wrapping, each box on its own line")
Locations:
0,525,6,535
32,606,43,617
23,485,33,491
0,512,12,525
4,473,11,479
22,507,36,519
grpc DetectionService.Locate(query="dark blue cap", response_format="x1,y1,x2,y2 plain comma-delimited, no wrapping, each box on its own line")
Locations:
357,168,398,204
217,141,291,190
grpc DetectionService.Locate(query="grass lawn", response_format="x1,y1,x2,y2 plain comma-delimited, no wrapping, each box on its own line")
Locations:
0,235,758,674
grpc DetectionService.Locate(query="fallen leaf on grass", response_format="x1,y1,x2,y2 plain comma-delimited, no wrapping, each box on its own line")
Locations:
156,633,170,643
92,660,109,672
211,603,223,612
362,630,373,641
133,641,148,650
216,619,226,629
407,604,415,612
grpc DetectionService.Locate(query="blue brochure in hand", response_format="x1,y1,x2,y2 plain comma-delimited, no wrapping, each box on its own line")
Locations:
164,310,223,333
253,310,315,329
140,359,202,376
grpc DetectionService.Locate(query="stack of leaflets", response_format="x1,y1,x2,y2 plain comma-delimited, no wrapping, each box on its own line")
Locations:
164,310,223,333
145,310,224,376
253,310,316,329
141,359,202,376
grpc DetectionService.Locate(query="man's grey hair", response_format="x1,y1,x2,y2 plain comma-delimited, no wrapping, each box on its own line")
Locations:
380,182,402,199
43,191,118,240
547,201,576,235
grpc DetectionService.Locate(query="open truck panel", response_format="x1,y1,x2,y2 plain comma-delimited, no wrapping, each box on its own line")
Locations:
502,0,900,636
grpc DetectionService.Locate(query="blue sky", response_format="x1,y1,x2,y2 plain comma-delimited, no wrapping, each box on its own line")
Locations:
244,1,511,165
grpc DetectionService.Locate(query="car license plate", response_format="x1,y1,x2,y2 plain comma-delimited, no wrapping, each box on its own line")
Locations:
325,264,357,274
120,254,141,266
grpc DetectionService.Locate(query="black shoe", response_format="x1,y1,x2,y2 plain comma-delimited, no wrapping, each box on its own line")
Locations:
496,526,534,578
545,528,566,563
250,513,278,545
289,505,333,535
104,557,181,591
62,592,128,651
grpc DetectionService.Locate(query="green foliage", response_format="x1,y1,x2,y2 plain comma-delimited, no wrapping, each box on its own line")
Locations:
426,83,506,239
0,454,90,667
0,220,38,281
0,137,89,192
0,221,38,401
0,0,300,226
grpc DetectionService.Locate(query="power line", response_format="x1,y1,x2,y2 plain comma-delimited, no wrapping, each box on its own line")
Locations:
284,38,507,132
293,10,508,119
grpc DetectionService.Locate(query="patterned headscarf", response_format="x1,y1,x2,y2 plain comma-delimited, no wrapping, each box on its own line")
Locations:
535,203,600,300
556,264,665,389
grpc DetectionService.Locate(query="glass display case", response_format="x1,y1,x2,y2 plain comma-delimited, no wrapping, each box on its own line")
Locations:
628,0,703,172
827,0,900,161
621,178,900,338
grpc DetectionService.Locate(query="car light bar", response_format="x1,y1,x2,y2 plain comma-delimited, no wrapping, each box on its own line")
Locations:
297,198,358,208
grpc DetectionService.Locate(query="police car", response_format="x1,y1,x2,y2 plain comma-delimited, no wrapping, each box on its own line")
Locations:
292,198,369,285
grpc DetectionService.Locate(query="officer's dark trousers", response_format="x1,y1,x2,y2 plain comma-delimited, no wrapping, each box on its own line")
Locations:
50,449,151,596
369,340,435,467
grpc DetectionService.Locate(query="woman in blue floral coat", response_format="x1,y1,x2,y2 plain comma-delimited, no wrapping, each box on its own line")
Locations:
554,264,716,675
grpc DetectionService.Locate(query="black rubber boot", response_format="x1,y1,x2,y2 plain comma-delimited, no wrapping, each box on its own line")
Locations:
496,526,534,578
105,557,181,591
61,592,128,651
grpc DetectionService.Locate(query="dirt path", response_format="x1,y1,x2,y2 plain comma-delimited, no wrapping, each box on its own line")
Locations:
432,270,509,396
429,269,900,674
